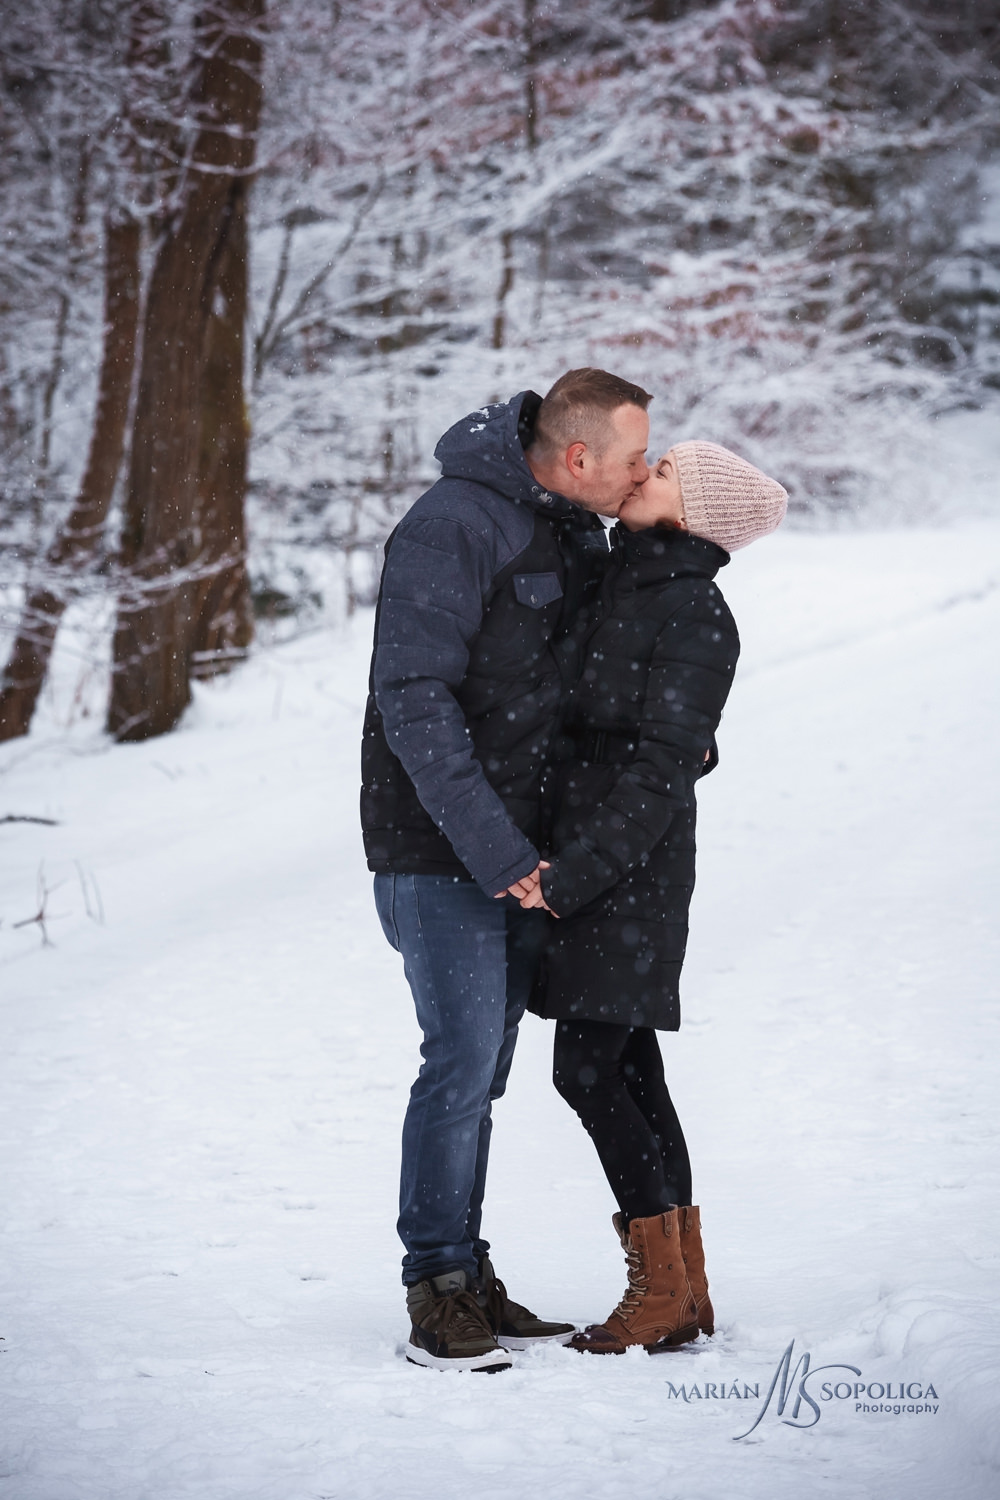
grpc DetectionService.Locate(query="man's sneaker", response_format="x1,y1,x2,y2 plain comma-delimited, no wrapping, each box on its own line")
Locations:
405,1270,513,1372
474,1255,576,1350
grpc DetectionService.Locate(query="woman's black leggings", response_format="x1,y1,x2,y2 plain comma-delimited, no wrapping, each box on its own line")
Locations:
552,1020,692,1224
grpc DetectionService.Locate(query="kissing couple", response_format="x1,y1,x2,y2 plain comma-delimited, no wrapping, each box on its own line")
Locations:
361,367,786,1370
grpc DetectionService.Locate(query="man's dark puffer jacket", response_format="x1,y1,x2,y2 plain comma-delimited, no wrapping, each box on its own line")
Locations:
361,391,608,896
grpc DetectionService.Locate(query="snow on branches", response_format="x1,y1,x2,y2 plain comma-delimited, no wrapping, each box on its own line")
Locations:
2,0,999,691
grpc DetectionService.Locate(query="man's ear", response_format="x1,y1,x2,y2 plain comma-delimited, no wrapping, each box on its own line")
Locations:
565,441,588,478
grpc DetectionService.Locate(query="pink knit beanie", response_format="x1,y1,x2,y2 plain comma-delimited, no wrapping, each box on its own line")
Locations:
669,440,787,552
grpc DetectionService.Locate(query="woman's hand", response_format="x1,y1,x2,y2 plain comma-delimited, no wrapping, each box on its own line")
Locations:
519,864,558,914
496,861,558,914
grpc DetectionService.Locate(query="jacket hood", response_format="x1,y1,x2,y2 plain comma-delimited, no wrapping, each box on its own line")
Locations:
434,391,584,522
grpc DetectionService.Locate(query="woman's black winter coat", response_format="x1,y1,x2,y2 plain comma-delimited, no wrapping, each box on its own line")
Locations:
534,524,740,1031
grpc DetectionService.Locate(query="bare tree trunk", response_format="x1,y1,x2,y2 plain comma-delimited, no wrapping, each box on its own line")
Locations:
523,0,538,152
492,0,539,351
0,213,141,741
188,176,253,678
30,152,91,531
491,229,516,350
108,0,264,740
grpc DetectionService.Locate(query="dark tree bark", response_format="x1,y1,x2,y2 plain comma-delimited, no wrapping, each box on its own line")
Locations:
0,212,141,741
491,229,516,350
108,0,264,740
492,0,541,352
188,176,254,678
30,152,92,533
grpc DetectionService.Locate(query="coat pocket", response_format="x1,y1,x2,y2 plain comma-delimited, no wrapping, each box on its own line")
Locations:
513,572,563,609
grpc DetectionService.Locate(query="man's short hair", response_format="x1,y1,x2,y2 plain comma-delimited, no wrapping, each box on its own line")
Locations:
532,368,653,459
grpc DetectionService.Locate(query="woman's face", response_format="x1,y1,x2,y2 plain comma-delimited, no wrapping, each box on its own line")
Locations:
617,452,686,533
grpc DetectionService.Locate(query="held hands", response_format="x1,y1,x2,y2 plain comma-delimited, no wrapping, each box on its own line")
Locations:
494,861,558,914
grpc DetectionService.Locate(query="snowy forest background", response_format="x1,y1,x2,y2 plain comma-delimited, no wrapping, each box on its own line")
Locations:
1,0,999,738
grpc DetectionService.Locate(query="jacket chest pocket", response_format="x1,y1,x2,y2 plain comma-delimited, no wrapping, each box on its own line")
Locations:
468,570,564,685
513,572,563,609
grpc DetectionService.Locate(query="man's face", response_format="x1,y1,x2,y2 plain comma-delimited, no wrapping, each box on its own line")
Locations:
571,404,650,516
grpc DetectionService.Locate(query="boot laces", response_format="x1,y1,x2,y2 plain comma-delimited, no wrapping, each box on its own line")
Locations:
612,1239,648,1319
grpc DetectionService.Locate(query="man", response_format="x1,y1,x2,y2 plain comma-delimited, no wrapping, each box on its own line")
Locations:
361,368,651,1371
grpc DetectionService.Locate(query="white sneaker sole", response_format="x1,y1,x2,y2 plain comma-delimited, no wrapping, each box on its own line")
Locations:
498,1330,576,1350
406,1343,513,1373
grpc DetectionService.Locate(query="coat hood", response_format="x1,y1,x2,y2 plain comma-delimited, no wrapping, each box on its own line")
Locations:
434,391,583,522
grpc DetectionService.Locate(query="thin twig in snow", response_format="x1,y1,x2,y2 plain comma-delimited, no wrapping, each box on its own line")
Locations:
75,861,106,926
12,864,63,947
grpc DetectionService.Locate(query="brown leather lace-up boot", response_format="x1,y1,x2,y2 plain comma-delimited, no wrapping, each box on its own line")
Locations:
677,1205,715,1337
570,1208,700,1354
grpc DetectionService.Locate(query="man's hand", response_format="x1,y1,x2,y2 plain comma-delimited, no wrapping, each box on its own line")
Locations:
494,861,558,915
495,861,556,912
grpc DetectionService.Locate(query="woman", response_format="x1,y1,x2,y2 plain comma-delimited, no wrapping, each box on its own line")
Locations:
515,440,787,1354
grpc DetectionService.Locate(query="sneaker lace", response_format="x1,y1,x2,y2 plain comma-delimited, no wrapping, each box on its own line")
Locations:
481,1275,504,1324
427,1288,496,1342
483,1272,536,1326
480,1272,516,1319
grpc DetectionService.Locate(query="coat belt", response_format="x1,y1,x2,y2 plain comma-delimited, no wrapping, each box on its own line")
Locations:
563,727,638,764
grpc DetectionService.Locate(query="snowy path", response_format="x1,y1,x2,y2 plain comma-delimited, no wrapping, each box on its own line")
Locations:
1,524,998,1500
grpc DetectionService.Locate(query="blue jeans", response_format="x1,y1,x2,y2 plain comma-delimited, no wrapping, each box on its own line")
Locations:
374,873,547,1285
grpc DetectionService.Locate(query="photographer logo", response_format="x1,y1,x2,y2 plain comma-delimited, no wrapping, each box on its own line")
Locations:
660,1340,940,1439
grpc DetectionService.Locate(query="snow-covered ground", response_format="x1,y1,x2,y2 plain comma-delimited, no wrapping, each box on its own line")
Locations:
2,519,999,1500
